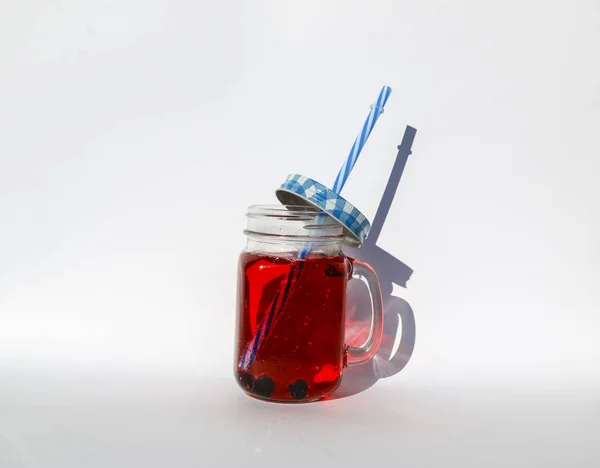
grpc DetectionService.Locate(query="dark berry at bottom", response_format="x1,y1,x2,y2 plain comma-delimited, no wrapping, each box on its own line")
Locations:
253,375,276,398
288,379,309,399
237,370,255,390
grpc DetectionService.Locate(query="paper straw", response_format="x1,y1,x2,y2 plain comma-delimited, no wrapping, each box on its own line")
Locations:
239,85,392,371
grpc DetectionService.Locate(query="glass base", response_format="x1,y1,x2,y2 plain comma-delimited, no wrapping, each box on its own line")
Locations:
235,370,341,403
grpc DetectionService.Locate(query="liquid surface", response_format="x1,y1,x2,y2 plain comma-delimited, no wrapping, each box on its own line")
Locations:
235,252,348,402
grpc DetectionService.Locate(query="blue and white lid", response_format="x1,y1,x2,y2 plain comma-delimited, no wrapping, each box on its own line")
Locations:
275,174,371,248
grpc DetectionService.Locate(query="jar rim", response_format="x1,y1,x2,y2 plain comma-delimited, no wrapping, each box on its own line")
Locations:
245,205,345,242
247,205,338,225
243,230,346,242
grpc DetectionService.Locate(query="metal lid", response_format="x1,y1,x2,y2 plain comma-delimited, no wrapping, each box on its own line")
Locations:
275,174,371,248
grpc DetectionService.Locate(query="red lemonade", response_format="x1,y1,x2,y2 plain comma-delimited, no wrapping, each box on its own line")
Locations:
235,252,349,401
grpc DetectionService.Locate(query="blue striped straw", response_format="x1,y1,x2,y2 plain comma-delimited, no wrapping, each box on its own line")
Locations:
332,85,392,193
239,85,393,372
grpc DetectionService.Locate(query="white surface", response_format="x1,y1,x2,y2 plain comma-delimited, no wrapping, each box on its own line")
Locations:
1,0,599,466
1,366,599,468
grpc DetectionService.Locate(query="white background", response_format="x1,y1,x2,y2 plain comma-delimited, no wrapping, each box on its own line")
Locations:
1,1,599,467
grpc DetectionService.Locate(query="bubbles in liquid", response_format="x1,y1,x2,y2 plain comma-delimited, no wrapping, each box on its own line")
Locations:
235,251,347,401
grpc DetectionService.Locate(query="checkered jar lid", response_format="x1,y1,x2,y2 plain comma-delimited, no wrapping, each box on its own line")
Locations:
275,174,371,248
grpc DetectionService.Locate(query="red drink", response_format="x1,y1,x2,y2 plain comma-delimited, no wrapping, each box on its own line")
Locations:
235,251,349,402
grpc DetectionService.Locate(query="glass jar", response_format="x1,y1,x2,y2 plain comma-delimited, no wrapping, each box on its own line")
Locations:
234,205,383,402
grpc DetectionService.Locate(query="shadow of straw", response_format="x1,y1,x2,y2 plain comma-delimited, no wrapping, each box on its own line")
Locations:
333,125,418,399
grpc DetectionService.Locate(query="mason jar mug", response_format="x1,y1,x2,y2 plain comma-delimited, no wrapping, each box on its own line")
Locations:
234,205,384,402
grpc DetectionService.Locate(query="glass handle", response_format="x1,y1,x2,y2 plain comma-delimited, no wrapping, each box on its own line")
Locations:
346,258,384,366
